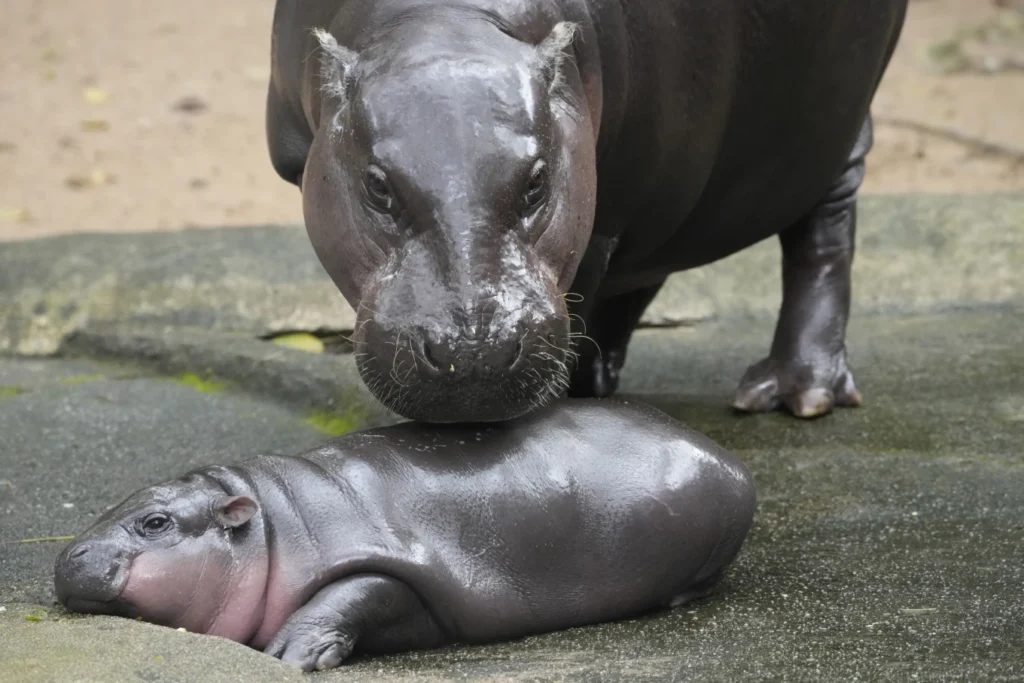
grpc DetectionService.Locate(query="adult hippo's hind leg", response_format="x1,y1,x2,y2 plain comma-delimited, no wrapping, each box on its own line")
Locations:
567,282,666,398
264,574,445,671
732,119,873,418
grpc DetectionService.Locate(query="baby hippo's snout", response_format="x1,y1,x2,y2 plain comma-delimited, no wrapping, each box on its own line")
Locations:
54,539,129,612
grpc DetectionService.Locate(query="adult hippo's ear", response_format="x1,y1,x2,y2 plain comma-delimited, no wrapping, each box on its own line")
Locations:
213,496,259,529
312,28,358,108
535,22,580,94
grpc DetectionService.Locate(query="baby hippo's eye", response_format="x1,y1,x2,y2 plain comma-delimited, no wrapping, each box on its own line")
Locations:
138,513,172,537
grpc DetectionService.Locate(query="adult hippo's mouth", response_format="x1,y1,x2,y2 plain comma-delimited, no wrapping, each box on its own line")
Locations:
351,291,573,423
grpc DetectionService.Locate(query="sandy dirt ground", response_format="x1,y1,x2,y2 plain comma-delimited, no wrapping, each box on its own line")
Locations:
1,0,1022,241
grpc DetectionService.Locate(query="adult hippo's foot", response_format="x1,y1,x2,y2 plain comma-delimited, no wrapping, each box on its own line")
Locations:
732,348,863,418
732,119,872,419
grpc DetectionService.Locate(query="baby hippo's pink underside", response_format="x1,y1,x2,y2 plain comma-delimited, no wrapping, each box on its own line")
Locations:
55,399,755,671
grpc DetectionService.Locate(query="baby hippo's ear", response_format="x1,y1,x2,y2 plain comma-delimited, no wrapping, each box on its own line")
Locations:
213,496,259,529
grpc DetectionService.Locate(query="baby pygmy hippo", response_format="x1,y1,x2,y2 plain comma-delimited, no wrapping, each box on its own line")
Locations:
55,398,756,671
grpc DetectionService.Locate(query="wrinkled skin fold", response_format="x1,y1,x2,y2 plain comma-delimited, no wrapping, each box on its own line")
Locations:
55,399,756,671
267,0,908,423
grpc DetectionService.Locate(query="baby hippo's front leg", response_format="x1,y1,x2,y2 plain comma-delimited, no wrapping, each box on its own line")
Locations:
264,574,446,671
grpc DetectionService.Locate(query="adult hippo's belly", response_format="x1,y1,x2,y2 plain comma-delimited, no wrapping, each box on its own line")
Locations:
266,0,909,423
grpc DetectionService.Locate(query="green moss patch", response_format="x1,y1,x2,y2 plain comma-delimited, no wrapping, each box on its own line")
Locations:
0,386,26,399
172,372,224,394
305,409,364,437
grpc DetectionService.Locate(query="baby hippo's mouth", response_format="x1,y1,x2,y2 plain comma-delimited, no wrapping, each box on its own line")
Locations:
54,539,131,613
62,596,138,619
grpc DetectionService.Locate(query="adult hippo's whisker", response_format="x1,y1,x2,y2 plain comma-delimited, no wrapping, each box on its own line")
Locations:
406,335,420,374
566,313,588,335
568,332,601,357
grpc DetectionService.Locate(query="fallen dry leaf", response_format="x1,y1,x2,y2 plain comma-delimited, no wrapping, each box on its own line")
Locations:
270,333,325,354
173,95,208,114
82,87,110,105
65,169,115,190
0,208,33,223
80,119,110,132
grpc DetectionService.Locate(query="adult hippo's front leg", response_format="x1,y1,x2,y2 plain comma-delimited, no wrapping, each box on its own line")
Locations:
731,119,873,418
567,282,665,399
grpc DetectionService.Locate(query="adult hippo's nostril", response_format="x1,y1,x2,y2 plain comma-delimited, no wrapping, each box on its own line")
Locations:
420,326,527,375
417,335,443,374
511,335,526,370
69,545,90,560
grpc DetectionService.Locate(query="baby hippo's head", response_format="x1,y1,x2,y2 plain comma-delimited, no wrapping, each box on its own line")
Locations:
54,470,267,643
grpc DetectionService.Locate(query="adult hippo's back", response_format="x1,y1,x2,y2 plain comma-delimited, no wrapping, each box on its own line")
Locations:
266,0,908,422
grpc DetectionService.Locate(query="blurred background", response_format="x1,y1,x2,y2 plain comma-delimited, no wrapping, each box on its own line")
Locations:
1,0,1022,242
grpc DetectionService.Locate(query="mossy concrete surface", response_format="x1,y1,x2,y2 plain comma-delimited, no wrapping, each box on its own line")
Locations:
2,194,1022,354
2,310,1023,682
0,603,305,683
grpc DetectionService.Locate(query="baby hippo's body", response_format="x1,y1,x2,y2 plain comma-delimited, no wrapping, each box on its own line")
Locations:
55,398,755,671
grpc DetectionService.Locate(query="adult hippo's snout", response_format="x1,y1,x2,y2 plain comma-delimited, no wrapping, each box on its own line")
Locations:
356,315,570,423
353,241,572,423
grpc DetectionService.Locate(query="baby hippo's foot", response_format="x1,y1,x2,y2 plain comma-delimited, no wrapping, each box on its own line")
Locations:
732,348,862,419
263,576,444,671
264,615,356,672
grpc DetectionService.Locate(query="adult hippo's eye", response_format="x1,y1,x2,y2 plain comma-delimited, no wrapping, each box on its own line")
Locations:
364,166,392,213
137,513,172,538
522,160,548,216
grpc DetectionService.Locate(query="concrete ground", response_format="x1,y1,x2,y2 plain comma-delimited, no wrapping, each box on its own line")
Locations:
1,195,1022,682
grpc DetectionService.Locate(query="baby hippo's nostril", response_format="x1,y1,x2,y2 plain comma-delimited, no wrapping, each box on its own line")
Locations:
70,544,89,560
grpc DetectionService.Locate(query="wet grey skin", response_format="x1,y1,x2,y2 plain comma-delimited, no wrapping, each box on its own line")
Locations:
54,398,756,672
266,0,909,423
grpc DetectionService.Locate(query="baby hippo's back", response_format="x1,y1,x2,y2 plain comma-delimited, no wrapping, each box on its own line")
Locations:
295,398,757,644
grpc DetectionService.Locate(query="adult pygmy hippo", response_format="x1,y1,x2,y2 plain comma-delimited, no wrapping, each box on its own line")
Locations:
55,399,755,671
266,0,908,423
